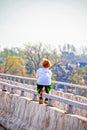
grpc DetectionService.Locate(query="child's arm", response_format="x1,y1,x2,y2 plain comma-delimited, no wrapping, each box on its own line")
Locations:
36,69,39,78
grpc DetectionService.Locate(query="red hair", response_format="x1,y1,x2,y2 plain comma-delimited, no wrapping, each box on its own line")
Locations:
42,59,51,68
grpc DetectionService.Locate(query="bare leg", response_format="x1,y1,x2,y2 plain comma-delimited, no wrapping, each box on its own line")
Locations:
42,87,46,93
38,92,43,104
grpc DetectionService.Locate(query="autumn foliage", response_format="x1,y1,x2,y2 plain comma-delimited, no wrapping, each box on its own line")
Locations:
3,56,26,76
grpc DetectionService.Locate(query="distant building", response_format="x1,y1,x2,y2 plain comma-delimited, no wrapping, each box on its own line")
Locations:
79,62,87,67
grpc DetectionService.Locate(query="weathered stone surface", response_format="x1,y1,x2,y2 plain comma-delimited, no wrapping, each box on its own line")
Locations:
0,78,87,117
0,78,87,118
0,91,87,130
0,126,6,130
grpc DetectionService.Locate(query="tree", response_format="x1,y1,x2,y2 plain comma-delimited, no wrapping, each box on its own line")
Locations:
59,43,77,64
26,61,34,74
3,56,26,76
68,67,86,85
0,47,23,63
24,42,60,72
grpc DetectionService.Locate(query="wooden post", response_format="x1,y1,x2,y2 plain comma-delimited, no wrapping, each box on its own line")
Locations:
28,80,30,85
33,81,36,86
18,78,21,83
75,87,78,95
23,80,25,84
2,85,7,91
20,90,24,96
10,77,12,81
33,94,38,101
6,76,8,80
10,88,14,94
67,104,73,114
48,99,52,106
64,86,68,92
13,78,16,82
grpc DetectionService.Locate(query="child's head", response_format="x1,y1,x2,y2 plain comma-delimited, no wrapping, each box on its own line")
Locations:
41,58,51,68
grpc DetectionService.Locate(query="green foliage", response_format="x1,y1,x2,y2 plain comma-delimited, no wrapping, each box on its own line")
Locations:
3,56,26,76
0,47,24,63
0,42,87,82
68,67,86,85
26,61,34,74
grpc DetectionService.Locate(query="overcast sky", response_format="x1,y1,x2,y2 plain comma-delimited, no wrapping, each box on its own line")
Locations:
0,0,87,50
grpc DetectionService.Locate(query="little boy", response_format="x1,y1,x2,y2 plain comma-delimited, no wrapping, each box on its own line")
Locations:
36,58,52,104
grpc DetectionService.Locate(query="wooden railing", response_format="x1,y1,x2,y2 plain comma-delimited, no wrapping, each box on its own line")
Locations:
0,73,87,96
0,81,87,114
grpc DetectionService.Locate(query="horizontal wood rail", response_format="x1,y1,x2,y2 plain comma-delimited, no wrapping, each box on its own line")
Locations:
0,81,87,114
0,73,87,96
43,93,87,113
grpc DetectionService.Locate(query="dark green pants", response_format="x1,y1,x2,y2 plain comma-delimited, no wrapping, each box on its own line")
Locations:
37,84,52,93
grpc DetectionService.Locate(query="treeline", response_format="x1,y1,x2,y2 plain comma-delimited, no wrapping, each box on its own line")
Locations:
0,42,87,85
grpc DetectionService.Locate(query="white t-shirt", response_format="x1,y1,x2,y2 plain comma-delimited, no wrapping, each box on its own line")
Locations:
36,68,52,85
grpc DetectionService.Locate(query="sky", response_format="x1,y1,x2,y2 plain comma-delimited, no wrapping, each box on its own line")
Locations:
0,0,87,50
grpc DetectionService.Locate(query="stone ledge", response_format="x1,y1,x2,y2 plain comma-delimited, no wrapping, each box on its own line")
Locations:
0,91,87,130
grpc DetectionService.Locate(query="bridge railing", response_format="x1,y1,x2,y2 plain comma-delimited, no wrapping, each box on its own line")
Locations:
0,81,87,114
0,73,87,96
0,73,37,85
